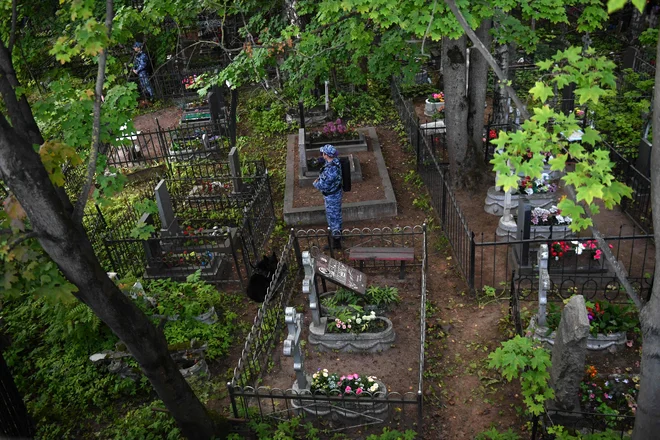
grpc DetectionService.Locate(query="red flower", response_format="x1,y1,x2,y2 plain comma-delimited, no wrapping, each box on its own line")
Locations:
489,129,497,139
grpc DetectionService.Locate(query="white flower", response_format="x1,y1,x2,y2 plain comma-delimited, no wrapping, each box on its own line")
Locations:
525,188,534,196
323,372,328,377
369,384,379,392
323,368,328,373
356,318,362,324
555,215,565,224
534,179,544,187
370,311,376,316
541,173,549,181
564,216,572,224
313,373,318,379
367,376,374,382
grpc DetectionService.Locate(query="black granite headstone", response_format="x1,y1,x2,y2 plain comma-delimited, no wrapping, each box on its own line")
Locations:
516,200,532,267
314,252,367,295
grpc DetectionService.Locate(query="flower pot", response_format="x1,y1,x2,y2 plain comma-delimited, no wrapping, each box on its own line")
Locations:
528,316,627,350
424,99,445,116
291,378,389,420
308,316,395,353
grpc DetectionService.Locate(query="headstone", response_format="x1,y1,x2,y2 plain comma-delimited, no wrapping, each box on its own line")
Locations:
636,138,652,178
139,212,162,262
302,251,321,326
298,101,305,129
314,252,367,295
550,295,590,412
208,85,225,123
155,180,180,236
283,307,307,389
228,147,244,193
537,244,550,326
516,200,532,266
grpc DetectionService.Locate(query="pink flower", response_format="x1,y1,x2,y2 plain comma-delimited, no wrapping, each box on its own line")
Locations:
589,393,595,399
340,376,345,381
336,323,341,328
345,386,352,393
342,325,346,329
356,388,363,395
626,340,634,348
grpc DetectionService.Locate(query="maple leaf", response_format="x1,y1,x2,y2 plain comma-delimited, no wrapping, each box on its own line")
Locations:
3,195,26,231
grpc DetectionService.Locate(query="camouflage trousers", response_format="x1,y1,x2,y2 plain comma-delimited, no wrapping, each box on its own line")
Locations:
324,191,343,237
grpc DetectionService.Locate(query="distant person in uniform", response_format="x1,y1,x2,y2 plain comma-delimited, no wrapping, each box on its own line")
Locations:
132,42,154,101
313,144,343,249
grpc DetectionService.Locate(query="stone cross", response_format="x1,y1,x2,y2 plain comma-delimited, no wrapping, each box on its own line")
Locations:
324,80,330,112
154,181,180,236
550,295,590,412
283,307,307,389
201,133,210,150
537,244,550,327
228,147,244,193
501,189,515,227
298,128,308,176
302,251,321,326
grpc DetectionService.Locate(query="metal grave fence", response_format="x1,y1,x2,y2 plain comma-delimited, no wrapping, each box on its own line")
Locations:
227,226,427,434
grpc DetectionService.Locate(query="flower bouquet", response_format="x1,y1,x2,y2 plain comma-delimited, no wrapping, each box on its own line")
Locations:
308,119,359,142
327,310,385,334
294,369,388,418
311,370,381,396
427,92,445,103
531,206,572,226
518,174,558,195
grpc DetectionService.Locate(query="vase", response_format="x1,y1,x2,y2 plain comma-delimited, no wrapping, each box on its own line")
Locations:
424,99,445,116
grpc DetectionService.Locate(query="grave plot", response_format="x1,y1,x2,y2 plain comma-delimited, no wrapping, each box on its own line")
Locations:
284,126,397,225
100,157,275,285
228,226,427,435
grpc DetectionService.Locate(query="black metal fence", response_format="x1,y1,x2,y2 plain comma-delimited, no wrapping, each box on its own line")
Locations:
530,408,635,439
109,121,231,170
131,65,223,101
96,165,274,284
227,226,427,434
601,140,653,234
391,76,655,300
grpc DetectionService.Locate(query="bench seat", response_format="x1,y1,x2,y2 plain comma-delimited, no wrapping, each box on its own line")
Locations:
349,247,414,279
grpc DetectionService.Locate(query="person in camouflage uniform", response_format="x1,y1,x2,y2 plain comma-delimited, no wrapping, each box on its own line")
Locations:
313,144,343,249
132,42,154,100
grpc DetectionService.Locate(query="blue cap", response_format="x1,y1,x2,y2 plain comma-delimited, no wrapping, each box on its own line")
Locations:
320,144,338,157
133,42,143,49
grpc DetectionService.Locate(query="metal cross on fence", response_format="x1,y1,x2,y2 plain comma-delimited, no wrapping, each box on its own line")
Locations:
283,307,307,389
302,251,321,327
537,243,550,327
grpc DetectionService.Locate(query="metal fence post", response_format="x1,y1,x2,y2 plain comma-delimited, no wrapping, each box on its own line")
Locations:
226,382,240,419
292,230,304,272
469,232,476,293
417,390,423,433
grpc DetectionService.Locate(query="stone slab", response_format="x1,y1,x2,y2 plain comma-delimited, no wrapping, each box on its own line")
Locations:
484,186,556,216
284,127,397,225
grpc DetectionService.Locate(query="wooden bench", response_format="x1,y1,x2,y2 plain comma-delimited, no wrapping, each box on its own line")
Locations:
348,247,415,279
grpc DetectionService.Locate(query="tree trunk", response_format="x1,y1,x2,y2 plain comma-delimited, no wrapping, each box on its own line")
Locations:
466,19,491,178
0,134,221,440
0,349,34,437
632,29,660,440
442,35,470,187
628,4,646,44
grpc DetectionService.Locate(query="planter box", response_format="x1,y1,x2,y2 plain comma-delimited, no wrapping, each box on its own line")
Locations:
496,218,574,241
424,99,445,116
291,378,389,420
529,316,627,350
308,316,395,353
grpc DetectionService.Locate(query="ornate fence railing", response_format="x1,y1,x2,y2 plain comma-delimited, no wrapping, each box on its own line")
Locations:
227,226,427,434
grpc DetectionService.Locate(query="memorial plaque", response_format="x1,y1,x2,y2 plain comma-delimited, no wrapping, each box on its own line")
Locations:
314,253,367,294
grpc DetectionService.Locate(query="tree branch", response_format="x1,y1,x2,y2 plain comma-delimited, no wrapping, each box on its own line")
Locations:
8,0,17,54
7,231,39,252
564,185,644,310
444,0,530,120
72,0,114,224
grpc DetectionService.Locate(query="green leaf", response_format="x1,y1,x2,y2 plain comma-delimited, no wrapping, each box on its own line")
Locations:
581,127,601,146
529,81,554,102
631,0,646,13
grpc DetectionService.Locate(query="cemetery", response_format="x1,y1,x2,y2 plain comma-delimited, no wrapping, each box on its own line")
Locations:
3,2,660,440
